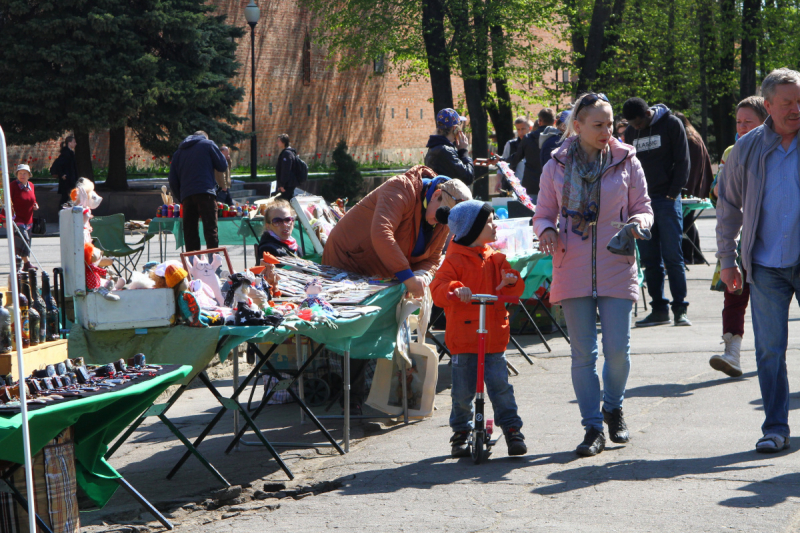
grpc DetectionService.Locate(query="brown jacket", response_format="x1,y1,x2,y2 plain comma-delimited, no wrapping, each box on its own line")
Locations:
322,165,448,278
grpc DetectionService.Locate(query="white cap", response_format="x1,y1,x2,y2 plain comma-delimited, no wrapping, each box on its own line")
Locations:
16,164,31,175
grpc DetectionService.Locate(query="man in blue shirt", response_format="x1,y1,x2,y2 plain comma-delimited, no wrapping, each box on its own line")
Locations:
716,68,800,453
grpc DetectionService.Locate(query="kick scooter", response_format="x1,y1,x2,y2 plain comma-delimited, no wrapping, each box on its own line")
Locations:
448,292,520,464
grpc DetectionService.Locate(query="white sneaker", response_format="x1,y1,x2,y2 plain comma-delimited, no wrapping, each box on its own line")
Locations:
709,333,742,377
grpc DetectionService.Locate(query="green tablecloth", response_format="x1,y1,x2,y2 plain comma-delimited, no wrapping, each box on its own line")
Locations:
682,199,713,216
0,365,192,508
147,217,319,261
507,250,552,299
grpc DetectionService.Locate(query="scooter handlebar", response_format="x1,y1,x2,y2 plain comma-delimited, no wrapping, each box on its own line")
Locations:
446,292,519,304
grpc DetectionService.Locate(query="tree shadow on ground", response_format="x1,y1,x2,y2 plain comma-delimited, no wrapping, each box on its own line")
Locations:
531,440,799,506
719,472,800,508
624,371,758,399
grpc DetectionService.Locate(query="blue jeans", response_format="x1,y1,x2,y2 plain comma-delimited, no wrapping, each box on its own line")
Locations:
637,195,688,312
450,352,523,432
748,263,800,438
561,297,633,431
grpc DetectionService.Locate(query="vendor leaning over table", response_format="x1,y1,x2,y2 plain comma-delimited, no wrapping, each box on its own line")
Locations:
322,165,472,413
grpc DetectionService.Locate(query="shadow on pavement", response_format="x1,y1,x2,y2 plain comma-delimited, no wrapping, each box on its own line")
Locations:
719,472,800,508
625,372,758,398
531,440,800,505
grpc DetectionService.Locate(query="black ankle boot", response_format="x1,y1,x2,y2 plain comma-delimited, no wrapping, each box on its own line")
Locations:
576,427,606,457
450,431,470,458
603,407,630,443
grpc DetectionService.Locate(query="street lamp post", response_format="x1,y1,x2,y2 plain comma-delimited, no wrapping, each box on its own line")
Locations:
245,1,260,181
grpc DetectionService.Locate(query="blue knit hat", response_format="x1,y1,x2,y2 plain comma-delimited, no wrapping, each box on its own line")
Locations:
437,200,493,246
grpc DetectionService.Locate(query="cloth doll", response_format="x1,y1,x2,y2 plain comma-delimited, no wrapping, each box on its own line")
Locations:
261,252,282,297
165,265,222,327
301,278,337,316
84,243,119,301
189,254,225,305
225,272,282,327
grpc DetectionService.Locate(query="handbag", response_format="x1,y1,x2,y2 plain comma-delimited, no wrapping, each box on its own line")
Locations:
32,217,47,235
366,288,438,418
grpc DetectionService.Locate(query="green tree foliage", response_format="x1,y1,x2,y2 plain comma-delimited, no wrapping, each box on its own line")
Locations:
0,0,246,190
321,140,365,202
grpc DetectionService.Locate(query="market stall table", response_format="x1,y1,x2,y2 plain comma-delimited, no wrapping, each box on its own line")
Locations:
0,364,192,530
681,198,714,266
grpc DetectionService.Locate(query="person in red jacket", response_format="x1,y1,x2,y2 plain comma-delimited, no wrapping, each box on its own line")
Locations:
9,164,39,271
431,200,526,458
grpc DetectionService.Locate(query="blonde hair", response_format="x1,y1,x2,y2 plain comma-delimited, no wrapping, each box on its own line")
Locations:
562,93,613,140
263,198,295,223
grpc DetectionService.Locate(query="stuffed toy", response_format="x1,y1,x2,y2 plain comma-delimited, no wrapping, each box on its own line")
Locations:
188,279,220,309
165,265,222,327
70,178,103,210
224,272,282,327
84,243,119,301
189,254,225,305
124,271,156,290
261,252,282,296
151,261,180,289
301,278,337,317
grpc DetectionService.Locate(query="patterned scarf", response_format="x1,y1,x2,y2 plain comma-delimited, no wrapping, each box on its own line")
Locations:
561,139,608,240
269,230,299,253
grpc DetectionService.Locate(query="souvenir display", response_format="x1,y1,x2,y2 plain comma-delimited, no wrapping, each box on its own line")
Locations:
0,355,174,412
224,272,283,327
495,161,537,213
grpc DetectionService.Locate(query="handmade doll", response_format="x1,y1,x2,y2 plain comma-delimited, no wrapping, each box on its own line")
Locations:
261,252,282,297
189,254,225,305
165,265,222,327
84,243,119,301
224,272,282,326
301,278,337,316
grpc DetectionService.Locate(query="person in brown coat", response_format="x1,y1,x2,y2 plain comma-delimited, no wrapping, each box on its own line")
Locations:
323,165,471,298
675,112,713,264
322,165,471,413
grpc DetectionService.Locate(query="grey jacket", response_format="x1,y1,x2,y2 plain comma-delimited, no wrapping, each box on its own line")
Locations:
715,117,799,281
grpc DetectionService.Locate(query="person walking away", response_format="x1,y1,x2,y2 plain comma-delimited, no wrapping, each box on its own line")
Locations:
717,69,800,453
708,96,768,378
495,117,530,194
534,93,653,457
675,112,713,264
431,200,527,458
168,131,228,252
215,145,234,205
9,164,39,271
50,134,78,207
275,134,298,200
257,199,303,258
623,97,691,327
504,108,556,203
540,110,570,169
424,109,475,185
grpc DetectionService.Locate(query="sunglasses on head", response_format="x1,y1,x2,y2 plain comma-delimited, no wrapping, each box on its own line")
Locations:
441,189,464,205
271,216,295,225
575,93,609,115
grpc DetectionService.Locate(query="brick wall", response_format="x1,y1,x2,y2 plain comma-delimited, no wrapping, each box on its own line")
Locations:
6,0,570,173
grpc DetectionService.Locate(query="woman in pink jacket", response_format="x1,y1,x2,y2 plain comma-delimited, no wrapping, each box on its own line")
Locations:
533,93,653,457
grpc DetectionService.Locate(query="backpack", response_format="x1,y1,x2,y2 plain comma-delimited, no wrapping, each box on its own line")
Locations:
293,155,308,186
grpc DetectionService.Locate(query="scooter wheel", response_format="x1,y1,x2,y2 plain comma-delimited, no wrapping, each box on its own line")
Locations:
472,433,486,464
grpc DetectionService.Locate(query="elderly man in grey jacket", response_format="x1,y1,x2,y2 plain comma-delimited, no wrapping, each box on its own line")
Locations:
717,68,800,453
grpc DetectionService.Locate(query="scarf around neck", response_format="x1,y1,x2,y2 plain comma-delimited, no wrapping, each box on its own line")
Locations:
269,230,299,253
561,140,609,240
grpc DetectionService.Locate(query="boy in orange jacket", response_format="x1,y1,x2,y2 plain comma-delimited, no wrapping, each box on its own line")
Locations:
431,200,527,458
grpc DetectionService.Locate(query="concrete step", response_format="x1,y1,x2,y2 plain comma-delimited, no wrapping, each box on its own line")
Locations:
230,181,246,191
230,189,257,199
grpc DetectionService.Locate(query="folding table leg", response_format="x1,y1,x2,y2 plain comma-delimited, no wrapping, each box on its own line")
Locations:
158,412,230,487
531,299,570,343
116,476,173,530
516,301,552,352
509,335,536,364
344,350,350,453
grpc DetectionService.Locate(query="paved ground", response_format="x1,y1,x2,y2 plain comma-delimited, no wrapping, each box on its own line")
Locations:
6,217,800,532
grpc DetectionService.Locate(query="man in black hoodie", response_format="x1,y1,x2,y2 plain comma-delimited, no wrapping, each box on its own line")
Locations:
275,133,298,200
424,108,475,185
506,108,556,201
168,131,228,252
623,98,692,327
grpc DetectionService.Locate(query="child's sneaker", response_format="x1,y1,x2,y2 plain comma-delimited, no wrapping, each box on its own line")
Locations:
450,431,470,458
504,427,527,456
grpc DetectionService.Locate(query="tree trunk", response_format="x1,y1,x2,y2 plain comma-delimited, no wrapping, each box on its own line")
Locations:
106,126,129,191
74,130,94,181
563,0,587,92
697,0,713,145
740,0,760,99
711,0,737,158
575,0,612,94
488,25,514,155
421,0,454,113
596,0,626,91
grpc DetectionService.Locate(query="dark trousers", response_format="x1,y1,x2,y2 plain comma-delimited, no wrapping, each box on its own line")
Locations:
13,224,31,257
681,213,706,264
278,187,295,201
638,195,689,312
722,269,750,337
182,193,219,252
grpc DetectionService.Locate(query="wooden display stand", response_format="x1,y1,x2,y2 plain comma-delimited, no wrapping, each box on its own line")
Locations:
0,339,69,380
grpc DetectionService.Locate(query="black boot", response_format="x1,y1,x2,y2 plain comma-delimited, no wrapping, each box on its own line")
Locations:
576,427,606,457
635,310,670,328
603,407,630,443
504,427,527,456
450,431,470,458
